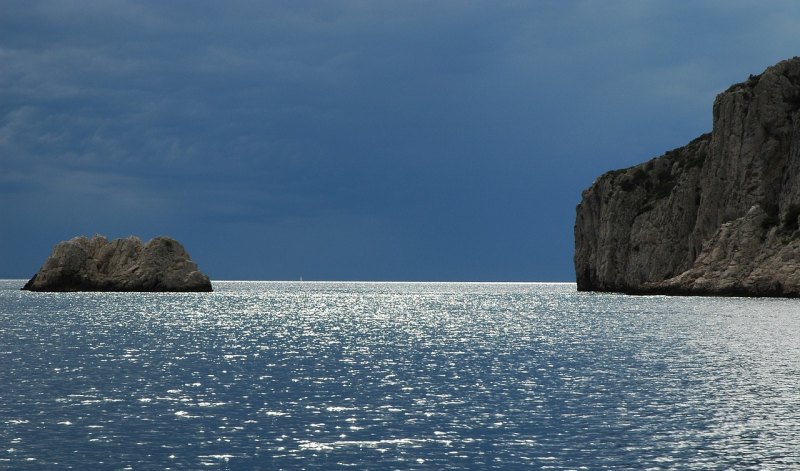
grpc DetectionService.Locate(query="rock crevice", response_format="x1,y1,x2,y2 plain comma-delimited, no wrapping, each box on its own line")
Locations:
23,235,213,292
575,57,800,297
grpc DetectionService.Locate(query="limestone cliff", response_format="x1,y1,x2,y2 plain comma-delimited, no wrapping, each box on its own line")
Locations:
575,56,800,296
22,235,213,292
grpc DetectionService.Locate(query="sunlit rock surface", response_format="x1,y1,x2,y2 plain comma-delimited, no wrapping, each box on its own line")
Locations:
23,235,212,292
575,56,800,297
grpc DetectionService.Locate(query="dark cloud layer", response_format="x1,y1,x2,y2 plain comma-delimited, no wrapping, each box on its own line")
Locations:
3,1,800,280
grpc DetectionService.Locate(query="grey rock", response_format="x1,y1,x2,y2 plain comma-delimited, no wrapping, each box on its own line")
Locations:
22,235,213,292
575,56,800,297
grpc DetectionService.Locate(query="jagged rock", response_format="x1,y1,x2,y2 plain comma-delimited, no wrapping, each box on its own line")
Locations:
22,235,213,292
575,56,800,297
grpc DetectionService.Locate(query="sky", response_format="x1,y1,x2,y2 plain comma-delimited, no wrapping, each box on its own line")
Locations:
3,1,800,281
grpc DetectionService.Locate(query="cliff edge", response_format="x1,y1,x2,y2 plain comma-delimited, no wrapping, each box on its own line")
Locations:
22,235,213,292
575,57,800,297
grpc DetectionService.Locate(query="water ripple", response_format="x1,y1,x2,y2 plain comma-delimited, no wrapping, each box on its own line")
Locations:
1,281,799,469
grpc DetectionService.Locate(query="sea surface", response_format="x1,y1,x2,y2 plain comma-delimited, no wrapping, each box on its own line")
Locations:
1,280,799,469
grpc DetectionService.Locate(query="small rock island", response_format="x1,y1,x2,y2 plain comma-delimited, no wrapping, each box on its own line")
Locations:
575,56,800,297
22,235,213,292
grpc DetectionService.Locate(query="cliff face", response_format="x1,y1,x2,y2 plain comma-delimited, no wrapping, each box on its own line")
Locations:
22,235,213,292
575,57,800,296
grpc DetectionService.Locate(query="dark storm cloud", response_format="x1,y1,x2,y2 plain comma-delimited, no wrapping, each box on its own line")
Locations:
2,2,526,210
3,1,800,279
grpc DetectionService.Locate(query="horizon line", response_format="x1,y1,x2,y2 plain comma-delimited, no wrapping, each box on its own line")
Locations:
2,278,576,284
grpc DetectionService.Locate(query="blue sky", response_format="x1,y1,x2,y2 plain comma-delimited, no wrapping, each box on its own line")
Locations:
2,1,800,281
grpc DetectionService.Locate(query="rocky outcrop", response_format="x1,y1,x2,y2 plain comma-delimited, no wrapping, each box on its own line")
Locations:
22,235,213,292
575,56,800,297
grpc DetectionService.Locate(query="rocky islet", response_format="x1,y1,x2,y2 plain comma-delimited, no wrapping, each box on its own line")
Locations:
22,235,212,292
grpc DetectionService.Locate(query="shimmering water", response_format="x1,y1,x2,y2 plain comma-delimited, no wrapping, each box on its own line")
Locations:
1,280,799,469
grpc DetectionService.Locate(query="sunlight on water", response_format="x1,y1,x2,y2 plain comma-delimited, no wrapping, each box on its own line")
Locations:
1,280,799,469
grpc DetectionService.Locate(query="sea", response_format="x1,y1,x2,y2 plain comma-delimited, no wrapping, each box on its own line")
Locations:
1,280,799,470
